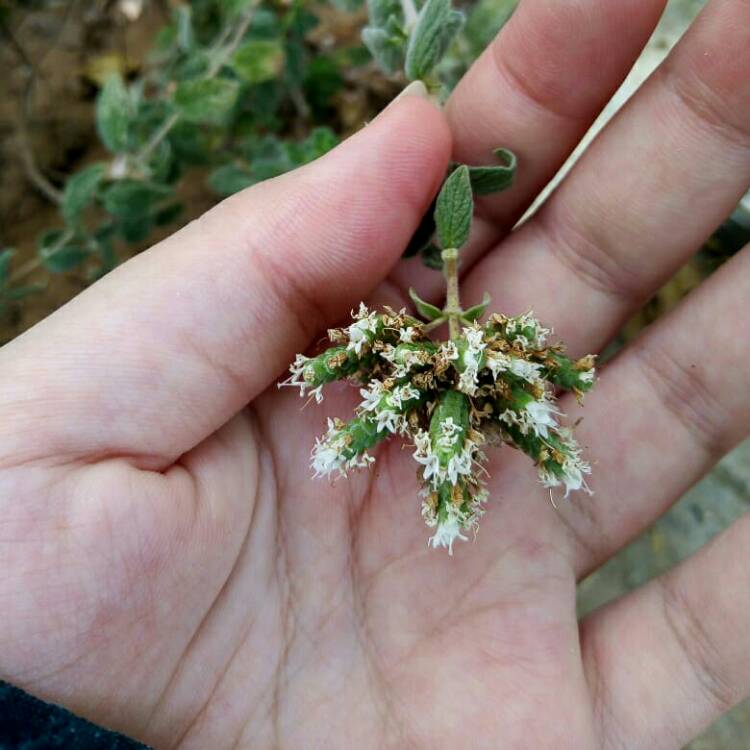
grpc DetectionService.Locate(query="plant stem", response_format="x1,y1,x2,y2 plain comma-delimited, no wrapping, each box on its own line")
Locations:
442,248,461,339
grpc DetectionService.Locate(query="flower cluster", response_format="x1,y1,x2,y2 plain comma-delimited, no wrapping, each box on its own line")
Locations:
281,303,596,554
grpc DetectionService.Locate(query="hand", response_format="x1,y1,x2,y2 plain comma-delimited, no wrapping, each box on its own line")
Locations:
1,1,749,748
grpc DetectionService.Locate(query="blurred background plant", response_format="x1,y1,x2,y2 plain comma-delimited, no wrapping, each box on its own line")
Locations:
0,0,748,744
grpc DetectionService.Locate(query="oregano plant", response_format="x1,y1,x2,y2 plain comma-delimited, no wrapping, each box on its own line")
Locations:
281,0,597,554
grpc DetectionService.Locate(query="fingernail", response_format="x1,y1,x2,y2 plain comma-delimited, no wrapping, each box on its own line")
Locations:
393,80,429,103
380,81,430,115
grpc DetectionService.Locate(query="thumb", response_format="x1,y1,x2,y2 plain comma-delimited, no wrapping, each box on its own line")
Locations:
0,89,451,468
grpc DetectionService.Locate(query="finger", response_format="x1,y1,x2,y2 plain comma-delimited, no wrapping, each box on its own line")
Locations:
555,243,750,578
463,0,750,356
445,0,665,228
0,95,451,468
580,511,750,749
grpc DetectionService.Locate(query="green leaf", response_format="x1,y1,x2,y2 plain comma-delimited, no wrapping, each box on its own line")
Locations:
362,23,406,75
61,163,107,224
409,287,444,321
3,284,45,301
461,292,491,322
420,242,443,269
102,180,172,218
96,74,132,153
118,214,153,244
299,127,338,163
231,39,285,84
434,165,473,249
466,148,517,195
93,223,118,274
405,0,464,81
37,229,89,273
174,78,240,125
367,0,402,28
207,165,257,196
0,248,13,287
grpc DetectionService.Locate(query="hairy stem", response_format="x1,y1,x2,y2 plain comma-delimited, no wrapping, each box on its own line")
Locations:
442,248,461,339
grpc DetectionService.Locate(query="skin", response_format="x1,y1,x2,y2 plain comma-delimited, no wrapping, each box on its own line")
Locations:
2,0,750,747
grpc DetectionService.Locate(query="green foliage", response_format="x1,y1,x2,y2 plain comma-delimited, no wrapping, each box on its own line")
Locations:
231,39,285,83
362,0,406,74
404,0,464,81
461,292,491,322
467,148,517,195
435,165,473,250
96,74,133,153
61,163,107,224
37,230,89,273
409,287,444,321
174,78,240,124
6,0,357,311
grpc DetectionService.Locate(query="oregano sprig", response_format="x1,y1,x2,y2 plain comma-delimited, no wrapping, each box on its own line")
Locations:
279,0,596,554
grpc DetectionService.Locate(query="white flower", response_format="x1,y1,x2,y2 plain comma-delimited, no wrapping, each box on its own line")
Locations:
413,427,477,488
509,357,543,384
346,304,379,354
506,312,551,349
359,380,385,412
457,327,486,396
539,430,592,497
375,409,403,434
438,341,459,360
311,418,375,478
578,368,595,385
413,430,440,484
278,354,324,402
525,397,561,438
436,417,462,449
484,351,510,379
390,383,420,409
399,327,417,343
428,505,468,555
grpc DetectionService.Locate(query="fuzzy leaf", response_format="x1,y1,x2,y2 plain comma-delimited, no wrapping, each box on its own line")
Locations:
62,163,107,224
461,292,491,322
467,148,517,195
231,40,285,84
409,287,443,321
96,74,132,153
367,0,402,28
102,180,172,218
420,243,443,269
207,165,256,197
37,230,89,273
435,164,473,250
362,23,405,75
405,0,464,81
174,78,240,125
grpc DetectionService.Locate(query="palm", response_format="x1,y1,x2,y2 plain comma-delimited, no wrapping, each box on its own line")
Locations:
1,377,591,748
